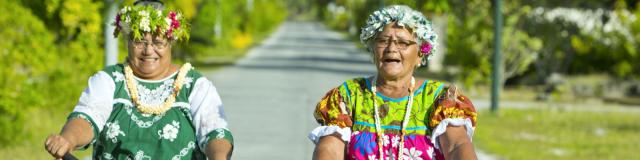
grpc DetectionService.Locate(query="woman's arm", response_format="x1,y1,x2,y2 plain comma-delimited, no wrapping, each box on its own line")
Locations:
45,118,94,159
313,133,345,160
205,139,233,160
438,125,477,160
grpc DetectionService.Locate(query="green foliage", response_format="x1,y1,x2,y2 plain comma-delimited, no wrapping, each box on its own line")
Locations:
0,0,104,145
446,0,542,88
0,0,56,144
568,0,640,78
189,0,286,59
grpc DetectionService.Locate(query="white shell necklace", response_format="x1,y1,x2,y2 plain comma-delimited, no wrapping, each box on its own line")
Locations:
124,63,191,115
371,76,415,160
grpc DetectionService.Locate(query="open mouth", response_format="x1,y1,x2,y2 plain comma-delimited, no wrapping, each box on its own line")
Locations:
139,57,159,62
382,58,401,63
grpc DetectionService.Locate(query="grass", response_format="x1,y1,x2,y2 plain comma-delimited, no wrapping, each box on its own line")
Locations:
474,108,640,159
0,108,93,159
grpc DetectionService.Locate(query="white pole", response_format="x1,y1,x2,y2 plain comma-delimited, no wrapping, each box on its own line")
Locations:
105,0,119,66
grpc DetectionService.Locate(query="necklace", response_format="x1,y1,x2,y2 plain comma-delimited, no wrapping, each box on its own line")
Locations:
124,63,191,115
371,76,415,160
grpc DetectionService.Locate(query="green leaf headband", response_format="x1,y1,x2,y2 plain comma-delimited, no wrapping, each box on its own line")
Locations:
360,5,438,64
113,5,190,41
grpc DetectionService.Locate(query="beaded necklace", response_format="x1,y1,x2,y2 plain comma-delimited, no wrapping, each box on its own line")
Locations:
371,76,415,160
124,63,191,115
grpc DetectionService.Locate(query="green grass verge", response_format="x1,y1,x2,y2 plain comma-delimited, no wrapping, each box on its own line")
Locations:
475,108,640,159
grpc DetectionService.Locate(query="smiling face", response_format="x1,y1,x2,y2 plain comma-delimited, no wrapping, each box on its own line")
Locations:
127,33,173,80
370,22,421,80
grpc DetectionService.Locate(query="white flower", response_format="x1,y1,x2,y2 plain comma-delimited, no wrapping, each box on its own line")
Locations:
391,135,400,147
121,6,131,13
183,77,193,88
165,17,172,29
156,10,162,18
158,120,180,141
140,17,151,32
368,155,378,160
105,121,125,143
402,147,423,160
382,134,390,146
139,10,149,17
426,147,434,159
134,150,151,160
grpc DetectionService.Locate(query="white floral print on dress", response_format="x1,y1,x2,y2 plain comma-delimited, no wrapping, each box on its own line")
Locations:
215,128,225,139
183,77,193,89
426,146,434,159
158,120,180,142
382,134,390,146
105,121,126,143
391,135,400,148
402,147,423,160
113,71,125,82
368,154,378,160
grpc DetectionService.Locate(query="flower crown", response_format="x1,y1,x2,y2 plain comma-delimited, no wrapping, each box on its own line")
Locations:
360,5,438,64
113,5,190,41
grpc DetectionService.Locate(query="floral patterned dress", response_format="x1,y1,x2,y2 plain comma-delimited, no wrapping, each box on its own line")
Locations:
69,64,233,160
309,77,477,160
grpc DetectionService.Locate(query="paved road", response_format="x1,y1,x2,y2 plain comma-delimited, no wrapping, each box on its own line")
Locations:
205,21,375,159
203,21,500,160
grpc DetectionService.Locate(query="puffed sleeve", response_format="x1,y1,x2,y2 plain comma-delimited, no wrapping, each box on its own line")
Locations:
68,71,115,149
428,85,477,149
188,77,233,152
308,85,353,144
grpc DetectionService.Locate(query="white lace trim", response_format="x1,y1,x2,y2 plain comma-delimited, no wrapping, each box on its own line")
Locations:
430,118,475,150
308,126,352,144
136,79,176,106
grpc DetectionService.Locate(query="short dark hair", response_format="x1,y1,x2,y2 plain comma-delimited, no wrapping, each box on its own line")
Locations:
134,0,164,10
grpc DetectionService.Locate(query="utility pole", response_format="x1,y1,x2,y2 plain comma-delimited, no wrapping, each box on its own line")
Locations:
491,0,503,113
105,0,119,66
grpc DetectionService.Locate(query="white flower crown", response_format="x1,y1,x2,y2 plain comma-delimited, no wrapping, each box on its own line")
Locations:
360,5,438,64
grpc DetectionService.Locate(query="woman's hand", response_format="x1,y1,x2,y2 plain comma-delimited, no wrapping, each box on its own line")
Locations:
45,134,76,159
44,118,94,159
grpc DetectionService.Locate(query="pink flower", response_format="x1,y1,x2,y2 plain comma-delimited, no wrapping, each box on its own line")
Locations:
171,20,180,29
420,42,432,56
166,29,174,40
169,11,177,19
115,13,121,28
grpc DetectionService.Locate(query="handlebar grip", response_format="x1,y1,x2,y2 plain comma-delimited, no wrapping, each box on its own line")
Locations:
62,153,78,160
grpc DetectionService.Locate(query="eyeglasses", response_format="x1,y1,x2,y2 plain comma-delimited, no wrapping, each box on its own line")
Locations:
374,38,417,50
131,40,169,50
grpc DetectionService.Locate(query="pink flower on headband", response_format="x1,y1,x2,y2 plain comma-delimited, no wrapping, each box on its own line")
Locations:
115,13,121,28
420,42,432,56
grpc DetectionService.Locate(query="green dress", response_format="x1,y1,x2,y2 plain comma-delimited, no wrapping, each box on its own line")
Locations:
69,64,233,160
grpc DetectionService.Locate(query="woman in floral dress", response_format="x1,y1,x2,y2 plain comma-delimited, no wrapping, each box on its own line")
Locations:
309,5,477,160
45,2,233,160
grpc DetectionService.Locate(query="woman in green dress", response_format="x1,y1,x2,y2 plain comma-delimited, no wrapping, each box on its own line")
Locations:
44,2,233,160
